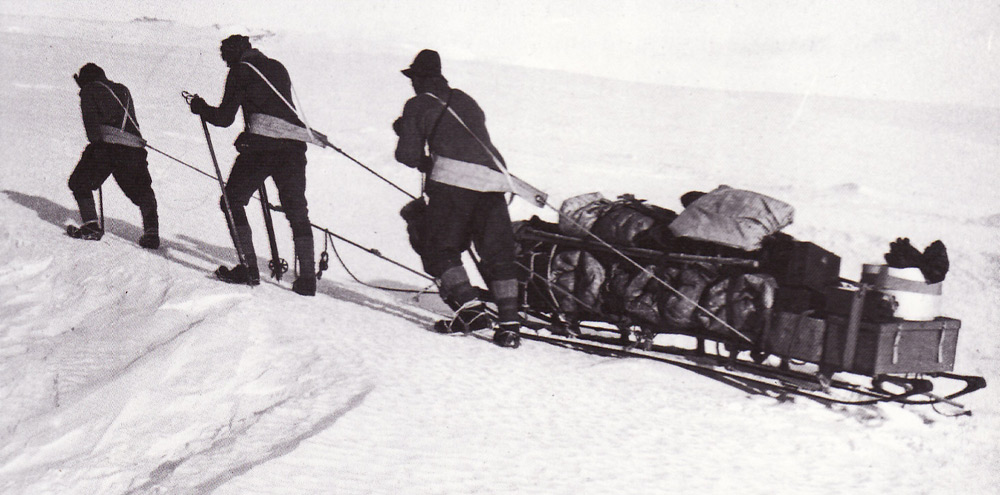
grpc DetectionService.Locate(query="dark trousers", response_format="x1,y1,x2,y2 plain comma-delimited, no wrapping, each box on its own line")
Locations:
422,182,519,321
68,143,157,231
422,182,517,281
222,146,313,275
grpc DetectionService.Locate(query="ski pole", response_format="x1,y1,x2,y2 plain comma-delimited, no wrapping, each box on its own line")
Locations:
200,116,247,267
258,184,287,280
98,185,104,231
202,117,246,266
184,91,248,269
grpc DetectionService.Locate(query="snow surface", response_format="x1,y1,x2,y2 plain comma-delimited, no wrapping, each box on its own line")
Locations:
1,13,999,495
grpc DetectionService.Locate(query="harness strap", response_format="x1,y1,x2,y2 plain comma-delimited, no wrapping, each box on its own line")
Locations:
423,91,546,207
241,61,326,147
96,81,140,131
427,89,454,151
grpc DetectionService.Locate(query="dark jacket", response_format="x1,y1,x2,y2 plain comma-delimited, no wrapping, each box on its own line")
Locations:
394,85,504,171
80,79,142,143
200,49,306,151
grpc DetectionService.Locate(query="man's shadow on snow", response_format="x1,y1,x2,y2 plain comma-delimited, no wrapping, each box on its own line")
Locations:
2,189,243,276
314,276,449,329
4,189,447,325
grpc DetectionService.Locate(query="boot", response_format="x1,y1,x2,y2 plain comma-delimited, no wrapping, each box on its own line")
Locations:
139,206,159,249
67,221,103,241
138,229,159,249
215,263,260,286
292,236,316,296
492,321,521,348
292,275,316,296
433,300,493,334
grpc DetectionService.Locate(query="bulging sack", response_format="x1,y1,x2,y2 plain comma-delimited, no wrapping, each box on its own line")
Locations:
668,185,794,251
400,197,428,255
558,192,612,238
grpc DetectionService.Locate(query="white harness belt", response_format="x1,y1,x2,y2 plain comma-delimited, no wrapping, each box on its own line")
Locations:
430,155,546,201
241,62,329,148
423,92,547,207
247,113,327,146
95,81,145,148
97,125,145,148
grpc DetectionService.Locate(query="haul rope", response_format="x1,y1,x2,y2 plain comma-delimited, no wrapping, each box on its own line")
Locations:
317,228,435,293
157,92,758,342
237,65,419,200
144,108,431,290
421,90,752,343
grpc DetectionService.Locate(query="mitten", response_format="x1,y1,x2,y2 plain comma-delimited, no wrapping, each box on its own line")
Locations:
884,237,922,268
189,95,208,115
919,240,949,284
417,155,434,174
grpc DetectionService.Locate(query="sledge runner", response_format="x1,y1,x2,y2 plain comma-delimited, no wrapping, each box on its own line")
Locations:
188,35,316,295
68,63,159,248
393,49,521,348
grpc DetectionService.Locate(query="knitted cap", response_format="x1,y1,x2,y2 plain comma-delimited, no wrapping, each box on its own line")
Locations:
74,63,106,87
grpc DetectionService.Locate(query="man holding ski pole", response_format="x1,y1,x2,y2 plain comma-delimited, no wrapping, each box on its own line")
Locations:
68,63,159,249
186,35,317,296
393,49,522,348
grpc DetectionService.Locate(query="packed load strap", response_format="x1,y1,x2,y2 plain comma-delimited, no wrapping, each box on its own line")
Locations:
423,92,546,207
240,61,329,148
862,267,943,295
516,225,760,267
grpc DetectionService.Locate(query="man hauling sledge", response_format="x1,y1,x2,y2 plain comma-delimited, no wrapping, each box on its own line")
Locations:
393,49,523,348
188,35,317,296
68,63,159,248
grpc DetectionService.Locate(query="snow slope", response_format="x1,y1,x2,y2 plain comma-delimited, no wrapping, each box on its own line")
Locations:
1,15,999,495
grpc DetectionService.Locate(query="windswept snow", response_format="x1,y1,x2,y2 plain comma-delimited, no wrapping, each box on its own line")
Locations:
1,13,999,495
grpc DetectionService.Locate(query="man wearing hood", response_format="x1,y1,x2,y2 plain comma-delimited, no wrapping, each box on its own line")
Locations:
393,49,521,348
189,35,316,296
68,63,159,248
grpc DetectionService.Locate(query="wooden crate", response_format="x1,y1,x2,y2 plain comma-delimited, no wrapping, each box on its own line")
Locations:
824,316,960,374
764,240,841,292
774,286,826,313
824,287,897,323
761,311,826,362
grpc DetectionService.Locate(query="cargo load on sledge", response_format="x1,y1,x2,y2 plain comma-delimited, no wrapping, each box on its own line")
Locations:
511,189,985,412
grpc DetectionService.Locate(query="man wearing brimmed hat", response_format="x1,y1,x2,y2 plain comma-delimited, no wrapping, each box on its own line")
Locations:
188,35,317,296
67,63,159,249
394,49,521,348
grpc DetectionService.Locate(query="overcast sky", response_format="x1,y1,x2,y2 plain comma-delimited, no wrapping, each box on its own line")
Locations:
3,0,998,106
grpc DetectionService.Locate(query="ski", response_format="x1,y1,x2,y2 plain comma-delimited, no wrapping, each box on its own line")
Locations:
516,318,982,412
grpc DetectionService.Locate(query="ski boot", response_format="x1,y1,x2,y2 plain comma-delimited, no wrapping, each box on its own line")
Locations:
215,264,260,286
433,300,493,334
138,232,160,250
493,322,521,349
292,275,316,296
66,221,103,241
